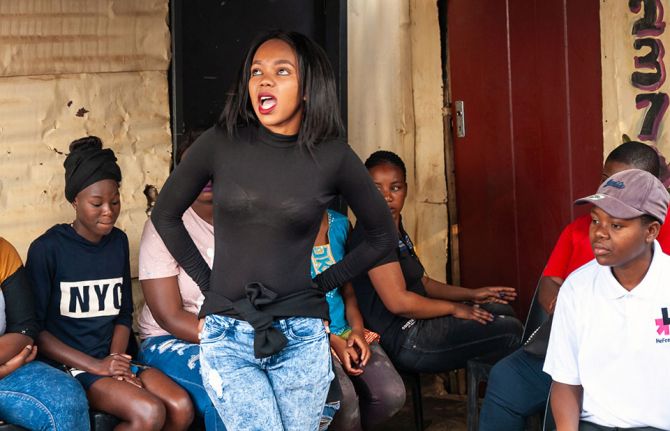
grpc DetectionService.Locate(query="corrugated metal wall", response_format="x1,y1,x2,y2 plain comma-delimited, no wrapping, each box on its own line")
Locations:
0,0,172,278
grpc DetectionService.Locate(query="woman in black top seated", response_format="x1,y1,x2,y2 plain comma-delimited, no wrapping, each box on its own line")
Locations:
349,151,523,373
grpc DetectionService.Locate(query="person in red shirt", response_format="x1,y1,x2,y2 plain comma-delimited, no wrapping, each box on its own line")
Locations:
479,140,669,430
538,142,670,314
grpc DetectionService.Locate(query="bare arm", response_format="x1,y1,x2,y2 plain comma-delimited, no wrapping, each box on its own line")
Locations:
0,333,33,365
341,282,364,333
538,276,563,314
551,382,582,431
368,262,493,323
0,344,37,379
340,282,370,367
37,330,131,377
422,277,517,304
109,324,131,355
141,276,200,344
422,276,475,301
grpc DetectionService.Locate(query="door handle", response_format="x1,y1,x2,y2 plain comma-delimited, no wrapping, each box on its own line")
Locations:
455,100,465,138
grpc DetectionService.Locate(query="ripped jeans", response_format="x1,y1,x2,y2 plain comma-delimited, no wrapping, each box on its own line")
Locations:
139,335,226,431
199,315,333,431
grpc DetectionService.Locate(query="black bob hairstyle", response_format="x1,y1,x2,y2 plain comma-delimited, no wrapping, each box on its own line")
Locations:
218,30,344,151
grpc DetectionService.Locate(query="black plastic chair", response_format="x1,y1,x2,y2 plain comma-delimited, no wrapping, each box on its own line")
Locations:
466,281,549,431
398,370,425,431
90,411,120,431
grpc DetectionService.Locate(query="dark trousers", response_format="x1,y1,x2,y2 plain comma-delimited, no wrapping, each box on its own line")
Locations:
479,348,551,431
391,304,522,373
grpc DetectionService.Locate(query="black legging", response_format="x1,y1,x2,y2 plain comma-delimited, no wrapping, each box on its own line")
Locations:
329,343,406,431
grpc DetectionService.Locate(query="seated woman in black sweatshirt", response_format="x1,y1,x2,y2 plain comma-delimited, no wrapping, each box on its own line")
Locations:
27,137,194,431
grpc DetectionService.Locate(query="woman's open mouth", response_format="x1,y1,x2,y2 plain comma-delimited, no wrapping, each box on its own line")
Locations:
258,94,277,114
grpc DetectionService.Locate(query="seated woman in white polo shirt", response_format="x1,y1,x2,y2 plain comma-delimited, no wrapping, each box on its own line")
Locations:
544,169,670,431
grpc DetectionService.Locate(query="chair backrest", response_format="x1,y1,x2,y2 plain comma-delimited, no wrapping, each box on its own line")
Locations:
521,280,549,344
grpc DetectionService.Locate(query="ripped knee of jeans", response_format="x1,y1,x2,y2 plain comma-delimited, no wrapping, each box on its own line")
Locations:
319,401,340,431
203,366,224,399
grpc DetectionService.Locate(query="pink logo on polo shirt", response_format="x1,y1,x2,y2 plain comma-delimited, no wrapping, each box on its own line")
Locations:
656,307,670,336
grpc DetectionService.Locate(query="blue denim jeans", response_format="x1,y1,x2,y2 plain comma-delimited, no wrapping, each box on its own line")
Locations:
139,335,226,431
0,360,90,431
478,348,552,431
199,315,333,431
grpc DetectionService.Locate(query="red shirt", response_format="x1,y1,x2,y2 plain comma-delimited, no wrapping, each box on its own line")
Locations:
542,213,670,279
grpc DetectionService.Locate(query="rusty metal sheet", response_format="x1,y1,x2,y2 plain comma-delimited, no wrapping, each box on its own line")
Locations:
0,0,170,77
0,71,171,275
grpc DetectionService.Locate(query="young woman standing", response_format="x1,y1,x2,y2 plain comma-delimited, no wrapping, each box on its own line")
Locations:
151,31,396,430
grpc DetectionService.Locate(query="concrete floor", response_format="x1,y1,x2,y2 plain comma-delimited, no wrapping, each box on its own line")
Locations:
373,374,468,431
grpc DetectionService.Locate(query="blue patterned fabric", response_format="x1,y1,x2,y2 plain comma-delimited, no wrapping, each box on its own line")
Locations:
310,210,350,336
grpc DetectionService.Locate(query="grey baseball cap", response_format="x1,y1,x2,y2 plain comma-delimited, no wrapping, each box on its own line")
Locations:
575,168,669,223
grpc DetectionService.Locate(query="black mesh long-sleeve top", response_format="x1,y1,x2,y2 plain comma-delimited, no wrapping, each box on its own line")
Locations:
151,125,397,357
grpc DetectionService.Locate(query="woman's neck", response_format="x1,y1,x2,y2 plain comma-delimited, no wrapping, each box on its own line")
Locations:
191,201,213,225
612,246,654,291
71,220,102,244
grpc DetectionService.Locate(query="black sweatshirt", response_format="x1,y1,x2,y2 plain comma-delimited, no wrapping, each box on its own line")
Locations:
0,237,39,340
26,225,133,361
151,125,397,357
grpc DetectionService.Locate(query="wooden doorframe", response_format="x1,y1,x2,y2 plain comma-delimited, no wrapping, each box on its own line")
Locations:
437,0,461,286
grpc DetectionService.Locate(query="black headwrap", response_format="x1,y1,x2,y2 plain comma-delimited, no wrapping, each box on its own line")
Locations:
63,136,122,202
